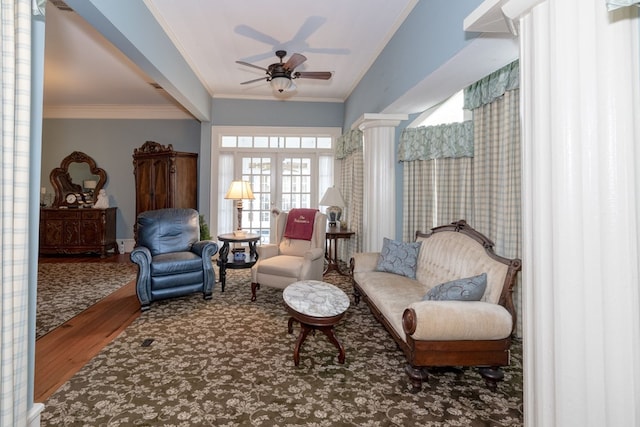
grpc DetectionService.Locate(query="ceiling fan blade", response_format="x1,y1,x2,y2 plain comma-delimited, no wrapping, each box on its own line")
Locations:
283,53,307,71
236,60,268,72
294,71,332,80
240,76,268,85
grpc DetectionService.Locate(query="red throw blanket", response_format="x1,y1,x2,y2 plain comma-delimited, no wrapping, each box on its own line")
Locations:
283,208,318,241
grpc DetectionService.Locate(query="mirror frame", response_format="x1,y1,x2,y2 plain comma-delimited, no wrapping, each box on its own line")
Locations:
50,151,107,207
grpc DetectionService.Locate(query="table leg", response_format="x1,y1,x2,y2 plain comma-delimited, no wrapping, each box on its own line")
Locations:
218,242,230,292
320,325,346,364
293,323,313,366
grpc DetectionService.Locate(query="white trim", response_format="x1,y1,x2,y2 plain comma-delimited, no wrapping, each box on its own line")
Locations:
43,104,194,119
464,0,544,34
351,113,408,131
28,403,45,427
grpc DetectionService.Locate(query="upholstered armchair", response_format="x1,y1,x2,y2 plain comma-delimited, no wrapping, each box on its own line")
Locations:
251,209,327,301
130,208,218,311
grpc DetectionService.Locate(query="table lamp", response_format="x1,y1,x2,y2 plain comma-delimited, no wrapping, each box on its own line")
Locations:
320,186,346,227
225,180,255,235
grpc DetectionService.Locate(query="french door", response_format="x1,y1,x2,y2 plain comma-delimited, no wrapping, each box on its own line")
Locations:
239,154,315,242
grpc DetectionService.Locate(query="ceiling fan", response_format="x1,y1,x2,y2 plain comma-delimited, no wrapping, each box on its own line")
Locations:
236,50,332,93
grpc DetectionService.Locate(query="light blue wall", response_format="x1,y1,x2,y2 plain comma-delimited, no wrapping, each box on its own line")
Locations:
211,98,344,127
41,119,201,239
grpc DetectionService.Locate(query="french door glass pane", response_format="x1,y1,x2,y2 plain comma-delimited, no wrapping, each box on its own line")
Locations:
281,156,311,211
241,157,272,241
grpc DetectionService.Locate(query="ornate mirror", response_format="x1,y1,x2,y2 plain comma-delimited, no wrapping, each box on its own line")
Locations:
50,151,107,207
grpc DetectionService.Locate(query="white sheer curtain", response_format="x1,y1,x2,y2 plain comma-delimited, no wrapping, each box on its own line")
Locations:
1,0,35,424
217,154,234,238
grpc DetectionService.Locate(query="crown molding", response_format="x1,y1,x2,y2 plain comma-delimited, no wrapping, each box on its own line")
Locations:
43,104,195,120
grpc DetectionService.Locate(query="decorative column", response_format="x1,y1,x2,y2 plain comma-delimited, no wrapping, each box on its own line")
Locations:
353,113,407,252
468,0,640,425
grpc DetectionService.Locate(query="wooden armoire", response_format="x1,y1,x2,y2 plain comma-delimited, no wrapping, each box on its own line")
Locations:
132,141,198,233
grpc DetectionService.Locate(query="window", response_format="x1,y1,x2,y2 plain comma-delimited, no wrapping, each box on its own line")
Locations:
213,126,340,243
413,90,470,127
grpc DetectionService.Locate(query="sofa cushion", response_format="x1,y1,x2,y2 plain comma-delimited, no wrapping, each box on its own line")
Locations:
423,273,487,301
375,238,422,279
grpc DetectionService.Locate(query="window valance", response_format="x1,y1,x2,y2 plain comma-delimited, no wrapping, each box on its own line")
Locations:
398,121,474,161
336,129,363,160
464,60,519,110
606,0,640,10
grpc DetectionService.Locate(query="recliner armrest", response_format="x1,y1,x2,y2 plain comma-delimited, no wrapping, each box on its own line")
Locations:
257,244,279,259
191,240,219,258
304,247,324,261
403,301,513,341
130,246,152,266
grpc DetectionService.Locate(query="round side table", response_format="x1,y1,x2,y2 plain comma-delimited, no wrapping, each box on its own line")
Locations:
283,280,350,366
217,232,260,291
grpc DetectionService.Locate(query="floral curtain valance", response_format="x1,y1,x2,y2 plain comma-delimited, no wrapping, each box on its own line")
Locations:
464,60,519,110
336,128,363,160
398,121,474,162
607,0,640,10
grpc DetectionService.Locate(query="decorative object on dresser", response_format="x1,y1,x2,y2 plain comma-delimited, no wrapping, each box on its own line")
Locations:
132,141,198,238
50,151,106,208
40,151,117,257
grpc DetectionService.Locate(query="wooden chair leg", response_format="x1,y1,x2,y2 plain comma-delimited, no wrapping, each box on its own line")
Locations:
251,282,260,301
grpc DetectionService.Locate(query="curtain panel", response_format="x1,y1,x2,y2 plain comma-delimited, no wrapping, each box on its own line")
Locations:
338,151,363,261
398,121,474,161
464,60,519,110
1,0,34,424
335,129,363,160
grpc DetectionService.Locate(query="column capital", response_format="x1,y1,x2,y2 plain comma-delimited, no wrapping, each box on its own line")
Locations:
351,113,408,131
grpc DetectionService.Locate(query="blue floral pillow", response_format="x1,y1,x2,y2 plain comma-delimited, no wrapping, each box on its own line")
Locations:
375,238,422,279
423,273,487,301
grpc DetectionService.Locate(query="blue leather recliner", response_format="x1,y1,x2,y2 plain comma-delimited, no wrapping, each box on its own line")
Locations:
130,208,218,311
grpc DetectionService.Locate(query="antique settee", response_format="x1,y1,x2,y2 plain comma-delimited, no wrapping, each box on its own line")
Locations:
350,220,522,391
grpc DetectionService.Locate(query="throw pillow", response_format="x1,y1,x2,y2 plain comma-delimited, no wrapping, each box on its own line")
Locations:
375,238,422,279
423,273,487,301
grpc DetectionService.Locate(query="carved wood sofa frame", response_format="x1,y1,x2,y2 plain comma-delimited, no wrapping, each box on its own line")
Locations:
350,220,522,391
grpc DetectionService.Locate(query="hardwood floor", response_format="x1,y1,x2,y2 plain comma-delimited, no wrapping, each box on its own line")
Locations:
34,254,140,402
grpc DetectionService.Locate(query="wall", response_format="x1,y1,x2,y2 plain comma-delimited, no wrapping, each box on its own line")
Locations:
41,118,200,239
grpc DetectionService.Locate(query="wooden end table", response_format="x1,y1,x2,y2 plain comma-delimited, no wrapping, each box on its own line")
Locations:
324,226,355,276
217,232,260,292
283,280,350,366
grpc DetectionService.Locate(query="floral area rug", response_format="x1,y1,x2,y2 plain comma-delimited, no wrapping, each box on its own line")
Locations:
41,268,523,426
36,262,137,339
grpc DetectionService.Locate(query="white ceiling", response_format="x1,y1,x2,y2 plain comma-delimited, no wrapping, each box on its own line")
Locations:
43,0,418,117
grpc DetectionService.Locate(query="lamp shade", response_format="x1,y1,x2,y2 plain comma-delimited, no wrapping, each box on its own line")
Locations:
83,180,97,190
270,76,292,93
319,186,345,207
225,180,255,200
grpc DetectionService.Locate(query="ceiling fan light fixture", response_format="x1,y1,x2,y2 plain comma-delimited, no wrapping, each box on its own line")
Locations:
270,76,292,93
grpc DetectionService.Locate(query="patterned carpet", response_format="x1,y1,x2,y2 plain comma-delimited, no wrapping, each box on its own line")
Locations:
36,262,137,339
41,268,523,426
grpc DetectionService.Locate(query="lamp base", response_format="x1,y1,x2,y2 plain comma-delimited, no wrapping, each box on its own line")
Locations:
326,206,342,228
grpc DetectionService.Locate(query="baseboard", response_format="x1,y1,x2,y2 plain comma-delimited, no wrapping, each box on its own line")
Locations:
116,238,136,254
28,403,45,427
